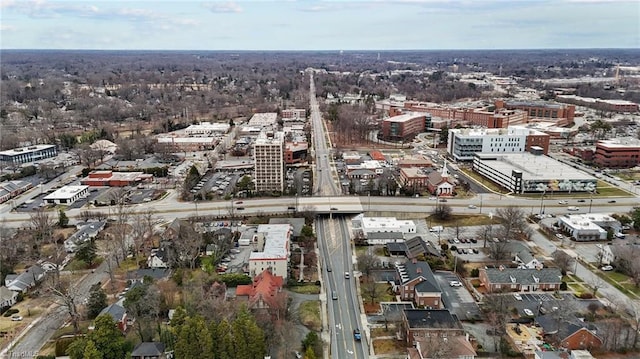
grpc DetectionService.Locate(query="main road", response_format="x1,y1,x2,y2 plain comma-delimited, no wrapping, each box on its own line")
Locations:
309,72,369,359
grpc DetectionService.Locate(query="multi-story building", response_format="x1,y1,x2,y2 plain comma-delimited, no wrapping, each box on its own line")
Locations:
473,152,597,194
184,122,230,136
448,126,550,161
495,100,575,126
284,141,308,164
248,224,291,280
594,137,640,168
254,131,284,193
380,112,428,141
557,95,639,113
0,145,57,166
248,113,278,127
479,268,562,293
398,102,527,129
281,108,306,120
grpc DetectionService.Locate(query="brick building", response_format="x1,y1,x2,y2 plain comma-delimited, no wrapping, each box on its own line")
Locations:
594,137,640,168
380,112,428,141
495,100,575,126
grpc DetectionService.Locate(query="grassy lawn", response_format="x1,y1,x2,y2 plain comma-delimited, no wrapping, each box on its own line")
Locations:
298,300,322,331
361,283,395,304
371,327,396,337
426,214,501,227
373,338,406,355
597,271,640,298
288,284,321,295
595,180,632,196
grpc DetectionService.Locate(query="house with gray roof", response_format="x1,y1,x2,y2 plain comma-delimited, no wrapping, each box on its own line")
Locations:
64,220,106,253
479,267,562,293
4,265,45,293
535,315,602,351
394,260,443,308
98,302,129,332
0,286,18,308
131,342,166,359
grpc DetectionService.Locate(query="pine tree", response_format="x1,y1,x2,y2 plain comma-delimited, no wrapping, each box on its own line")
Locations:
174,315,212,359
82,340,101,359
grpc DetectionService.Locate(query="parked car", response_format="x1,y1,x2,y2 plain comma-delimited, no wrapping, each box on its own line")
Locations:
523,308,534,317
555,233,564,239
449,281,462,287
608,200,616,203
513,293,523,301
294,351,302,359
577,199,586,203
601,265,614,271
472,248,479,254
469,238,477,243
11,315,23,321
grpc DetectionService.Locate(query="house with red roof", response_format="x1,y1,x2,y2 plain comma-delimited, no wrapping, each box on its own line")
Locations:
236,269,285,311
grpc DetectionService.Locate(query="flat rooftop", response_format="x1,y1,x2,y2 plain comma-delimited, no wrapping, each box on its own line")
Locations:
475,153,595,181
597,137,640,148
249,224,290,260
362,217,415,229
0,144,56,156
44,185,89,200
385,112,425,123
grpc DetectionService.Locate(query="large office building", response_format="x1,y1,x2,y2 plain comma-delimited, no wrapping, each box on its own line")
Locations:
557,95,639,113
473,152,597,194
254,131,285,193
448,126,550,161
495,100,575,126
248,224,291,280
594,137,640,169
396,102,527,129
380,112,429,141
0,145,58,166
43,185,90,205
557,213,621,242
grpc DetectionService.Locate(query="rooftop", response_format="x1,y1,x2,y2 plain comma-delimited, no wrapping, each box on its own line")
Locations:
255,131,284,145
385,112,426,123
249,224,291,260
248,112,278,126
474,153,596,181
403,309,462,329
0,144,56,156
451,125,546,137
597,137,640,148
43,185,89,200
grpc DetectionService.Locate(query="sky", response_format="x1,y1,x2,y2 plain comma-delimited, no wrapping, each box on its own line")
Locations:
1,0,638,50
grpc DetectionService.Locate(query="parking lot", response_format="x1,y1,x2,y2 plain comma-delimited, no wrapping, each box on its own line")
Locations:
434,271,481,321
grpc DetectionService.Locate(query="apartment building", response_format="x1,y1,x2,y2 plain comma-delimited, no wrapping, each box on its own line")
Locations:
594,137,640,169
254,131,285,193
448,126,550,161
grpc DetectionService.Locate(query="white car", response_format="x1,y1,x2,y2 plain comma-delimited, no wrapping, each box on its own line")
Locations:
468,205,477,209
567,206,580,211
449,281,463,287
555,233,564,239
513,293,523,301
558,200,568,205
601,265,614,271
523,308,534,316
11,315,23,321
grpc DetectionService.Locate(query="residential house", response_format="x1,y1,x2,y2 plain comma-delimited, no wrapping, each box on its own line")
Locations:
408,335,476,359
394,260,442,308
98,302,129,332
426,166,455,197
236,269,285,311
147,248,169,269
514,248,543,269
535,315,602,351
162,219,190,242
596,244,615,265
131,342,166,359
479,268,562,293
126,268,170,285
4,265,46,293
0,286,19,308
402,309,464,345
64,220,106,253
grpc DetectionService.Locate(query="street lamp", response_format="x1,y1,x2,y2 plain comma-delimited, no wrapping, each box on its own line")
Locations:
539,190,546,215
588,191,594,213
479,194,483,214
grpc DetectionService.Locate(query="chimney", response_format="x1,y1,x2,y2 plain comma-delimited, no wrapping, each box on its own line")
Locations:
412,258,417,264
416,267,422,274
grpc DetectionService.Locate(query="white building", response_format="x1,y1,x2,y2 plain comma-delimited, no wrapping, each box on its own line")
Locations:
473,152,597,194
358,217,417,236
557,213,621,242
448,126,548,161
248,113,278,127
248,224,291,280
254,131,284,193
0,144,58,166
184,122,230,136
43,185,89,205
596,244,615,265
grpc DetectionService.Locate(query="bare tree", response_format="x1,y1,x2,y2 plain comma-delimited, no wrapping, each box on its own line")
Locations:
361,277,385,305
171,221,202,269
495,206,527,241
48,275,82,333
29,208,55,244
357,252,380,278
452,220,466,241
488,241,511,265
552,250,574,274
586,275,606,297
477,224,493,248
482,292,511,351
110,188,132,262
130,209,159,258
433,203,452,220
203,229,234,264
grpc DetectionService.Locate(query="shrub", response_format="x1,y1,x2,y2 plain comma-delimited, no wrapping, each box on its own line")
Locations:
579,292,594,299
3,308,19,317
55,336,78,356
470,268,480,277
559,281,568,290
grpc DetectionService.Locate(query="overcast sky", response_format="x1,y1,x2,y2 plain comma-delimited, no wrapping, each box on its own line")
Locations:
1,0,638,50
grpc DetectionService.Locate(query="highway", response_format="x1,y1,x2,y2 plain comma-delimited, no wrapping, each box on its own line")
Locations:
309,73,369,358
